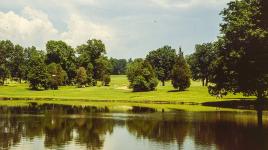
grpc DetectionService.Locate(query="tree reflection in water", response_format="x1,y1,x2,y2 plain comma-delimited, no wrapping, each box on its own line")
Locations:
0,104,267,150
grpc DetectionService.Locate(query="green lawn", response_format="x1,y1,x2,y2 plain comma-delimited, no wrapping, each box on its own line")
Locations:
0,75,253,104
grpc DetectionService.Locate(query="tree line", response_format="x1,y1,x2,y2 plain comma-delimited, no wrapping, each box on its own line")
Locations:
0,38,191,92
0,39,130,90
127,47,191,92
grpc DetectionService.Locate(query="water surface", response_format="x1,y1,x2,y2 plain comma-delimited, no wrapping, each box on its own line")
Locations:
0,104,268,150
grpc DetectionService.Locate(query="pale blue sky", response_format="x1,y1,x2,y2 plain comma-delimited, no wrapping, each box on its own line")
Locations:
0,0,230,58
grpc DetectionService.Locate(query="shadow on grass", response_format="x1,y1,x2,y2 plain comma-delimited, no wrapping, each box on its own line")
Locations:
26,88,46,91
202,98,268,110
168,89,188,93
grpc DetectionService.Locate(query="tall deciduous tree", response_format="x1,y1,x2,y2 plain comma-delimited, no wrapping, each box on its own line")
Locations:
146,46,177,86
77,39,109,85
0,40,14,85
9,44,25,83
209,0,268,100
27,49,48,90
187,43,217,86
46,40,76,84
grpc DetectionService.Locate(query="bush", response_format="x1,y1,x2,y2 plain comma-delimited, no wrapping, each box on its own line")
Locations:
127,59,158,92
102,74,111,86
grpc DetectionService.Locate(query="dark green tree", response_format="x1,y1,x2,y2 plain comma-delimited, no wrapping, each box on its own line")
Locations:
77,39,109,86
146,46,177,86
95,56,111,86
76,67,87,88
110,58,127,75
9,44,25,83
0,65,9,85
127,59,158,92
27,50,48,90
186,43,217,86
47,63,67,90
46,40,76,84
209,0,268,100
0,40,14,85
171,50,191,91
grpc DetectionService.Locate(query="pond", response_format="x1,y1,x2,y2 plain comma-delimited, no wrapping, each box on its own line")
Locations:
0,104,268,150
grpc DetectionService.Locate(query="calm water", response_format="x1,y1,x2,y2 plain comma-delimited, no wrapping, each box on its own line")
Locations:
0,104,268,150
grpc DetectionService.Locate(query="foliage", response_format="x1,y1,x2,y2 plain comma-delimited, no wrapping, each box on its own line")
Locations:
146,45,177,86
127,59,158,92
47,63,67,90
0,65,10,85
102,74,111,86
171,51,191,91
110,58,127,75
209,0,268,100
0,40,14,85
76,67,88,88
46,40,76,84
27,50,48,90
186,43,217,86
77,39,109,86
9,44,26,83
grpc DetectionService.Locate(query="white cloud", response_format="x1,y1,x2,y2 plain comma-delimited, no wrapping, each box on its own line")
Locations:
0,6,113,50
0,6,58,48
61,14,113,47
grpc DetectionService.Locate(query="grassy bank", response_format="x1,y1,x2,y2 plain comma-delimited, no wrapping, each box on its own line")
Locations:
0,75,253,104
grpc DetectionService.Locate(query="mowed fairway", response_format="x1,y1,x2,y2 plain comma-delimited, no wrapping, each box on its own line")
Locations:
0,75,253,103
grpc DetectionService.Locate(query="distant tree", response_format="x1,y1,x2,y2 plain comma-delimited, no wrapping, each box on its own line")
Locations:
186,43,217,86
0,40,14,85
76,67,87,88
9,44,25,83
171,50,191,91
0,65,9,85
23,46,39,81
146,45,177,86
77,39,109,86
209,0,268,100
127,59,158,92
27,50,48,90
47,63,67,90
110,58,127,75
46,40,76,84
95,56,111,86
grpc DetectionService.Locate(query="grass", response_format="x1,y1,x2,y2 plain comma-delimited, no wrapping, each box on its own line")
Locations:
0,75,256,111
0,75,254,111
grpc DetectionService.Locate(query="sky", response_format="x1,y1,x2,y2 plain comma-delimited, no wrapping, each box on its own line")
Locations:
0,0,230,58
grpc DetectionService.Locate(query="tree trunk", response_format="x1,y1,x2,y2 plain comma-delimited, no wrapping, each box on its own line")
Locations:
202,79,205,86
162,81,165,86
205,77,209,86
257,90,266,101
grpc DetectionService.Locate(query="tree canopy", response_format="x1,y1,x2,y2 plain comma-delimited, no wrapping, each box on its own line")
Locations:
209,0,268,100
146,46,177,86
127,59,158,92
187,43,217,86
